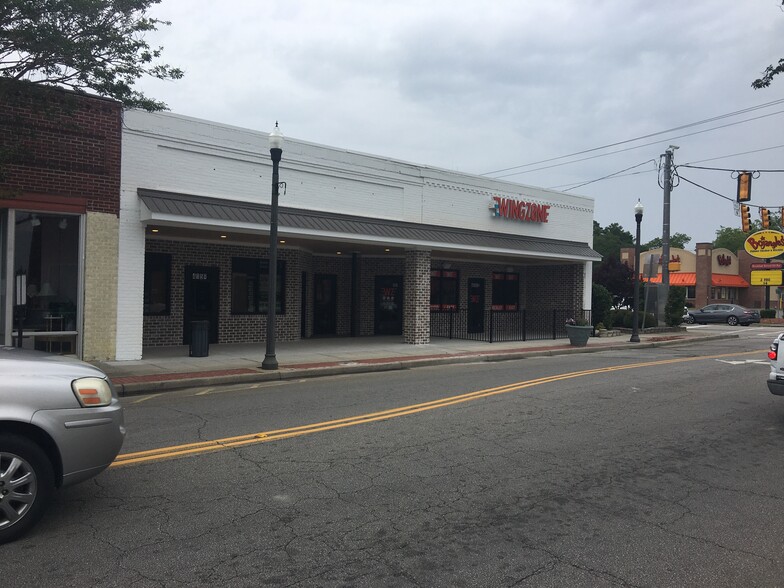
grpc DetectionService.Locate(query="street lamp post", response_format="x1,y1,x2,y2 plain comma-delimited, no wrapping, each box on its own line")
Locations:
262,122,283,370
630,199,644,343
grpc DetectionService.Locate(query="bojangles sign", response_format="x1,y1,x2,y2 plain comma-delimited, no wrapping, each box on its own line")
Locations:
490,196,550,223
744,230,784,259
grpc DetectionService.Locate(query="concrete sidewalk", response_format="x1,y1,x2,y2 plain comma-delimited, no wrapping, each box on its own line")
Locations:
91,328,736,396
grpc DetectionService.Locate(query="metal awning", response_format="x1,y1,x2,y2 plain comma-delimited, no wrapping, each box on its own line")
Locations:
139,189,601,262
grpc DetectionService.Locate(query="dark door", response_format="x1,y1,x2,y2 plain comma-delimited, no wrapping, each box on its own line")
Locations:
313,274,337,335
375,275,403,335
183,266,219,344
300,272,308,338
467,278,485,334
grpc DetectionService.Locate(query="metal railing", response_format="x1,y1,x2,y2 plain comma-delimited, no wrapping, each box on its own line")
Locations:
430,308,592,343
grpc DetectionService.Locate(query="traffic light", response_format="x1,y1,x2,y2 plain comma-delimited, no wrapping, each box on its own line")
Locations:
761,208,770,229
737,171,752,202
741,204,751,232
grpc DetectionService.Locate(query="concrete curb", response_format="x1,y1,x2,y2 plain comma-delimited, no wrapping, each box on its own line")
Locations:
115,333,739,397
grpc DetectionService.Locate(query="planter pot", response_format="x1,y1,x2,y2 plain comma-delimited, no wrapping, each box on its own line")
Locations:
566,324,592,347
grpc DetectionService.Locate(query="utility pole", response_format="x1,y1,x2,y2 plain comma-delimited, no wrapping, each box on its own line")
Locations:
660,146,677,321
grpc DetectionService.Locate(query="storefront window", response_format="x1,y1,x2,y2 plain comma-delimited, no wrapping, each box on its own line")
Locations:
14,212,80,352
231,257,285,314
144,253,171,315
491,272,519,311
430,270,459,311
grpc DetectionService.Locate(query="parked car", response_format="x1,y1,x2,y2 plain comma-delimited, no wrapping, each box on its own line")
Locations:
0,347,125,544
683,304,760,326
767,333,784,396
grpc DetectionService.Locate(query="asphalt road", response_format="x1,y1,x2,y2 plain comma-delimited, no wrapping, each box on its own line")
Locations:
5,328,784,587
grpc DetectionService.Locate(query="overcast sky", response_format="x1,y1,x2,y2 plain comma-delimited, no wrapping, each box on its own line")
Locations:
134,0,784,247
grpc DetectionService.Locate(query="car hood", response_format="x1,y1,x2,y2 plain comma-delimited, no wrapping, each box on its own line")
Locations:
0,346,108,380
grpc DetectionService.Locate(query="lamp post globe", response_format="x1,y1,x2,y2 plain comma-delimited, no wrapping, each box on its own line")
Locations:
630,199,644,343
262,122,284,370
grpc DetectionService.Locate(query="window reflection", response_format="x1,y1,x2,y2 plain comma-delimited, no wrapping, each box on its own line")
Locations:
14,212,79,352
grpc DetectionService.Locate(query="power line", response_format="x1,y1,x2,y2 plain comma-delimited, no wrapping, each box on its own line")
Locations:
483,98,784,176
678,174,781,210
548,143,784,191
490,109,784,179
683,144,784,166
557,160,657,192
677,174,735,203
678,163,784,173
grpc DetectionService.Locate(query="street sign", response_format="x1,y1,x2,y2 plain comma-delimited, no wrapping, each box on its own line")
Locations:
751,262,783,270
750,269,783,286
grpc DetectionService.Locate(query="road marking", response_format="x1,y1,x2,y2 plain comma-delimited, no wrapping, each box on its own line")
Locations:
127,393,164,405
715,359,769,366
112,348,766,468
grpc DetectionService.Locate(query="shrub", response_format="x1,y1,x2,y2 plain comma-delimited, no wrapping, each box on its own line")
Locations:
623,310,656,328
665,286,687,327
591,284,613,327
761,308,776,319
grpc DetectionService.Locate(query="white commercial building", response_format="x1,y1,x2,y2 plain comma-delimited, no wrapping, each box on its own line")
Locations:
117,110,599,361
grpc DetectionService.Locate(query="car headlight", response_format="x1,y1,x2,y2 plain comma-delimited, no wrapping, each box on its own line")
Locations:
72,377,113,407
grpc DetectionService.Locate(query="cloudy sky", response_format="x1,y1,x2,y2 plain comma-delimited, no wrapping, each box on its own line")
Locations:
134,0,784,247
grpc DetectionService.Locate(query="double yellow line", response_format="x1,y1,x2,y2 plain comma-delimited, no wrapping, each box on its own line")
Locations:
112,350,764,468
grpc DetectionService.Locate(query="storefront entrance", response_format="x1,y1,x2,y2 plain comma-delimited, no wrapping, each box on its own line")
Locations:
374,275,403,335
313,274,337,335
183,266,219,344
467,278,485,334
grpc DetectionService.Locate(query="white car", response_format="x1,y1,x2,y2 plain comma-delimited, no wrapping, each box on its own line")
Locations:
0,347,125,544
767,333,784,396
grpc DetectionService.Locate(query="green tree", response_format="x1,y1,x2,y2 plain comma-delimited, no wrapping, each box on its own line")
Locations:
0,0,183,110
752,1,783,89
642,232,692,251
593,221,634,262
593,256,634,309
714,225,756,253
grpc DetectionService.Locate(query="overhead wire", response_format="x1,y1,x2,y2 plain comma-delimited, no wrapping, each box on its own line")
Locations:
483,99,784,177
490,109,784,179
548,143,784,192
556,159,657,192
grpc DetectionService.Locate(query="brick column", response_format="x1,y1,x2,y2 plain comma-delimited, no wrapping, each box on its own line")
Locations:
404,249,431,344
695,242,712,307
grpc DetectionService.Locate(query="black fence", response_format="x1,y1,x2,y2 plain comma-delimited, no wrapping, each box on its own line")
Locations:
430,308,592,343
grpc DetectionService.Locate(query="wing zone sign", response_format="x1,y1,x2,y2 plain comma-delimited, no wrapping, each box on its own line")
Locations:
490,197,550,223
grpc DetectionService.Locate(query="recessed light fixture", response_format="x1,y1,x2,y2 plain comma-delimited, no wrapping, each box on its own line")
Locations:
336,251,342,255
220,234,227,239
384,248,390,252
279,239,286,244
151,228,159,233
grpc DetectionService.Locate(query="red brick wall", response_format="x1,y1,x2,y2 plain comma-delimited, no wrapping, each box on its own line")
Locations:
0,81,121,216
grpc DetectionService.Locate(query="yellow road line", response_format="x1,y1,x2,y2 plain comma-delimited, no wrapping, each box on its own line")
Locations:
112,348,765,467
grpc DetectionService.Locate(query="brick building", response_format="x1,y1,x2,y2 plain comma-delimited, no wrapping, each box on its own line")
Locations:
117,110,601,361
0,82,122,360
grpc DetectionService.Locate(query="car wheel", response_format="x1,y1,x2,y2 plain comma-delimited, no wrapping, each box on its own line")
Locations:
685,315,695,324
727,316,739,326
0,434,55,545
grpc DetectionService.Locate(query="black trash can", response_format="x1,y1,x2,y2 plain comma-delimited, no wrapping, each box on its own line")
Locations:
189,320,210,357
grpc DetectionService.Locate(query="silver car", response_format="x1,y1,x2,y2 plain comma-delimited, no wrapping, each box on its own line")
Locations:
0,347,125,544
